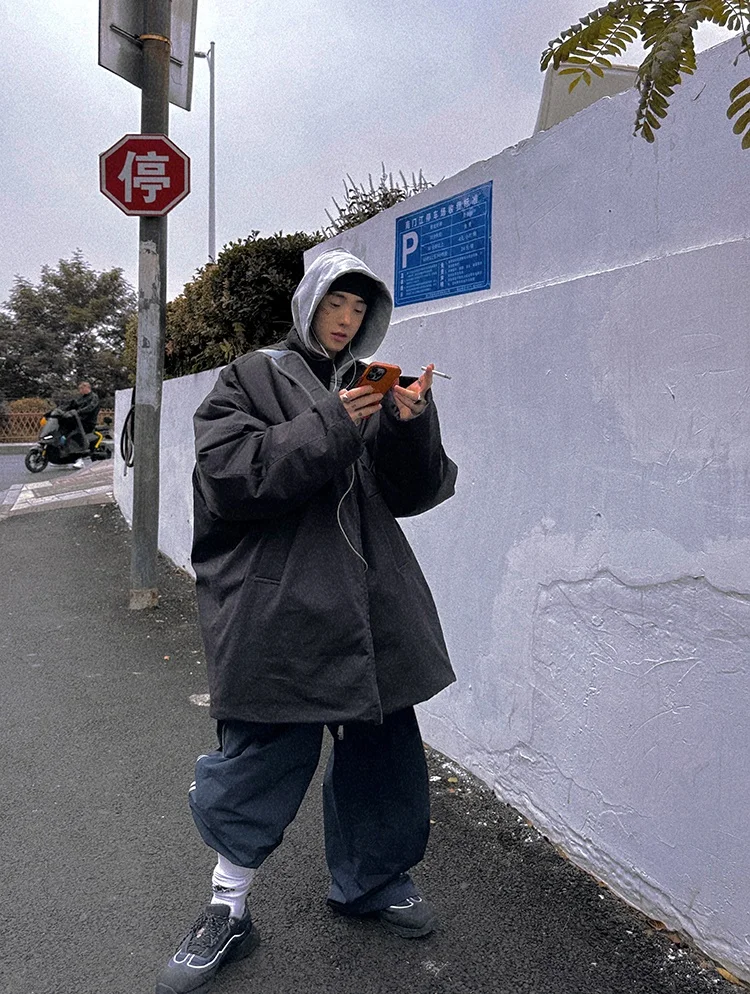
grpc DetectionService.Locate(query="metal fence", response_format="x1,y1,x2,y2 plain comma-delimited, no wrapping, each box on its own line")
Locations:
0,411,115,443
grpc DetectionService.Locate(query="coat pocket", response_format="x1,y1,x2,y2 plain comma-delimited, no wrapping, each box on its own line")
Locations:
357,458,381,498
357,460,412,571
251,516,300,585
383,518,411,572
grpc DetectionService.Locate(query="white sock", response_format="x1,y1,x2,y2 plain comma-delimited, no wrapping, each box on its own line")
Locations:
210,853,256,918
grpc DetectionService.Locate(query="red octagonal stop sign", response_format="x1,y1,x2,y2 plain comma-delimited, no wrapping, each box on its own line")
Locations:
100,133,190,217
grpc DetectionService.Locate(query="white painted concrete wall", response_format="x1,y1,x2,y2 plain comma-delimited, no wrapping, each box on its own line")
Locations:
115,37,750,979
309,37,750,980
114,368,220,574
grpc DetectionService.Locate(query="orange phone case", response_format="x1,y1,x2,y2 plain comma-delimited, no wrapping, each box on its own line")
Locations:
354,362,402,395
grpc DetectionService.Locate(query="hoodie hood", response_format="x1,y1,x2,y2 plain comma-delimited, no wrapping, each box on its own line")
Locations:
291,249,393,378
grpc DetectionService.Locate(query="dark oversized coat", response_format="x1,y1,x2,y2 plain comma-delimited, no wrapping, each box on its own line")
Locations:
191,250,457,725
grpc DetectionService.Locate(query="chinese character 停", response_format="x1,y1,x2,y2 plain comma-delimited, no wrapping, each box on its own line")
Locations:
118,149,171,204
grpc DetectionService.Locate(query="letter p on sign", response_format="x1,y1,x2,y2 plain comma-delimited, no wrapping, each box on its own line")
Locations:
401,231,419,269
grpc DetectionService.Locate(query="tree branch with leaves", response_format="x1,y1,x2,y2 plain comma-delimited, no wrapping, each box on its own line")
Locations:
0,252,135,402
541,1,750,147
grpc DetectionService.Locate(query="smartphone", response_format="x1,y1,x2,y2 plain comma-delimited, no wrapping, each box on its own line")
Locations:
354,362,402,396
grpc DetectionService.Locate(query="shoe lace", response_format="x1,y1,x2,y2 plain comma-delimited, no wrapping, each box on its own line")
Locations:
184,910,229,955
389,896,422,910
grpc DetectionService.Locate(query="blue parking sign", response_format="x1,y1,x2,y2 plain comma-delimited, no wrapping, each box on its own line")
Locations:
394,182,492,307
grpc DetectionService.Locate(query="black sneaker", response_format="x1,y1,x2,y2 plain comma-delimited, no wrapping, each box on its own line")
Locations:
328,892,437,938
376,894,437,937
155,902,260,994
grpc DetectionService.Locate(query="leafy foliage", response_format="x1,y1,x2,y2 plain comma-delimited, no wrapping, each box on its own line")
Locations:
541,1,750,147
728,73,750,145
323,166,433,237
164,231,322,377
0,251,136,401
8,397,51,411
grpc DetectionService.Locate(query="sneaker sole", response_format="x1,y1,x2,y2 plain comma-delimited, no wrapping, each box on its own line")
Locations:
328,901,437,939
376,915,437,939
155,926,260,994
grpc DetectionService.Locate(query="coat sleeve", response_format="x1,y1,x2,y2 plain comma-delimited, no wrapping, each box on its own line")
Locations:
194,360,365,521
371,390,457,517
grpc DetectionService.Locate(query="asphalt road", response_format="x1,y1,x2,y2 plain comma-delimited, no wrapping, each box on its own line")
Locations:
0,452,79,500
0,502,739,994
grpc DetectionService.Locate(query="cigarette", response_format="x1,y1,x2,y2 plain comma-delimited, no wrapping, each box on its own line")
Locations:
421,366,452,379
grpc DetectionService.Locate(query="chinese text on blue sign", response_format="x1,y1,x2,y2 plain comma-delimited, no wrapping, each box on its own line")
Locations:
394,182,492,307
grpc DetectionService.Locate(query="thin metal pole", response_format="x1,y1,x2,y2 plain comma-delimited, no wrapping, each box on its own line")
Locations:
208,41,216,262
129,0,170,610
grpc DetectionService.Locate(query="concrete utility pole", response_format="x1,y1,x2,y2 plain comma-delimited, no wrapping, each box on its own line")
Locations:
129,0,171,610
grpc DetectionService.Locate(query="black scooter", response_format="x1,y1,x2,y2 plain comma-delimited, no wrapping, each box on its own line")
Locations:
24,409,114,473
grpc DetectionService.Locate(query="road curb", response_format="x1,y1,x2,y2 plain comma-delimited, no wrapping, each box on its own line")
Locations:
0,443,32,454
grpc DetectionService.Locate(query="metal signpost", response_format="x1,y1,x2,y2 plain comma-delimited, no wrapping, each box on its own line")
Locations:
98,0,197,609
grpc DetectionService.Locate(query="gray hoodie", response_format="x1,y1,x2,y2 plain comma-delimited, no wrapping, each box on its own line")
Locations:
291,249,394,387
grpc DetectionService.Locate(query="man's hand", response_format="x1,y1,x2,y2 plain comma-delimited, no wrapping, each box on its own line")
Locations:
391,363,434,420
339,384,382,423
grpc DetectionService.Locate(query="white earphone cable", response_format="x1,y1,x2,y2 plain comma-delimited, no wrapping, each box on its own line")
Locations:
336,467,368,571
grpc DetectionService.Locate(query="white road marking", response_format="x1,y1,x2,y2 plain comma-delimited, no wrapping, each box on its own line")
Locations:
8,483,113,511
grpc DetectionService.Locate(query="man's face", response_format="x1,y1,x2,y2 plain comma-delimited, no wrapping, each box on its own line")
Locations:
312,291,367,356
78,383,90,396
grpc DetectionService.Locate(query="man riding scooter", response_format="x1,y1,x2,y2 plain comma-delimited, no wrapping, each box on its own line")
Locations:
25,382,112,474
61,381,101,468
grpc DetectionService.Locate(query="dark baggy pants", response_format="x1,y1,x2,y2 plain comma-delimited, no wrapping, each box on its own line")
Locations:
189,706,430,913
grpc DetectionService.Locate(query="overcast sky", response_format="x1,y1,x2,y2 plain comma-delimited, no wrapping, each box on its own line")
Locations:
1,1,732,305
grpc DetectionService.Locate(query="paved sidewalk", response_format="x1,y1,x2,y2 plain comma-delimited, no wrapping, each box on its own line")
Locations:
0,501,741,994
0,458,115,520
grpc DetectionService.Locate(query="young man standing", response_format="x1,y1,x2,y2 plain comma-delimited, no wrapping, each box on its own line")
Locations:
156,249,457,994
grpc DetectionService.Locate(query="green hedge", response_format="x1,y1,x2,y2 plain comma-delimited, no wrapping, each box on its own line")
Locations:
164,230,322,377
